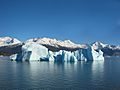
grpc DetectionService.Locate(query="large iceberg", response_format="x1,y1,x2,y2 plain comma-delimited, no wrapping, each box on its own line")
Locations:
10,42,48,61
10,39,104,61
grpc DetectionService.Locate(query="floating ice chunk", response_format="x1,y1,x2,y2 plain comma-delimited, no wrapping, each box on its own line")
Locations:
91,46,104,60
22,42,48,61
73,46,104,61
10,42,104,61
74,49,87,61
10,54,19,61
62,50,77,61
10,42,48,61
47,51,54,62
54,50,63,61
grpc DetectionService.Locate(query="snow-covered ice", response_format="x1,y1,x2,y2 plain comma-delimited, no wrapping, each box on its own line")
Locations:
10,41,104,61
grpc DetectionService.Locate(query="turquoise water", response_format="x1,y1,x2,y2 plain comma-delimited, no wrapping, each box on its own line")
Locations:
0,57,120,90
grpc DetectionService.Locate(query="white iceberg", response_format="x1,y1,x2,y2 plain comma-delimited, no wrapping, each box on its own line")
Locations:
62,50,77,62
91,46,104,60
10,42,48,61
10,38,104,61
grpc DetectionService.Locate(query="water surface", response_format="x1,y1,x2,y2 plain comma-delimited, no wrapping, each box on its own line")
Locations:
0,57,120,90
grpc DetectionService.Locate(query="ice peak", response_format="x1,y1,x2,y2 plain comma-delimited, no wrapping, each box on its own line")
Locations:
26,37,87,51
0,36,21,46
92,41,108,48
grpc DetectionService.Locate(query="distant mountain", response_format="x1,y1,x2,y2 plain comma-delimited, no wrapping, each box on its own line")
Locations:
26,37,87,51
92,41,120,56
10,39,104,61
0,37,23,56
0,37,120,57
0,37,21,46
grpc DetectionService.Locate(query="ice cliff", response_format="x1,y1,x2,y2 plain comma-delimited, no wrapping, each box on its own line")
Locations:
10,38,104,61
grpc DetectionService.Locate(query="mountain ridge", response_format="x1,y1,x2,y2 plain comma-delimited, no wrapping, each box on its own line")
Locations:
0,37,120,56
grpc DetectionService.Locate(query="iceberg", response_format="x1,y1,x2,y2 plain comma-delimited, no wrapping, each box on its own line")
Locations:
47,51,54,62
10,38,104,61
50,50,77,62
22,42,48,61
62,50,77,62
2,36,120,61
10,42,48,61
74,49,87,61
91,46,104,60
73,46,104,61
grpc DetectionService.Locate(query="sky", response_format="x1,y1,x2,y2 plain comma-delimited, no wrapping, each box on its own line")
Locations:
0,0,120,45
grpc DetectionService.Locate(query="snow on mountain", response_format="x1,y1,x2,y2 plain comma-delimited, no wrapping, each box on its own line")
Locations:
0,37,21,46
92,41,120,50
26,37,87,51
92,41,120,56
0,37,119,60
92,41,107,49
0,37,22,56
10,39,104,61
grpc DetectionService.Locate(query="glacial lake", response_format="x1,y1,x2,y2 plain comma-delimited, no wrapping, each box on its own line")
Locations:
0,57,120,90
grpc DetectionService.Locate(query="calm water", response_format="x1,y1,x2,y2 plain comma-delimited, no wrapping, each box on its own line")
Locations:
0,57,120,90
